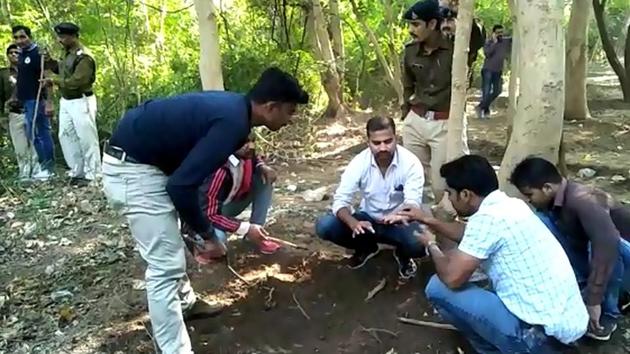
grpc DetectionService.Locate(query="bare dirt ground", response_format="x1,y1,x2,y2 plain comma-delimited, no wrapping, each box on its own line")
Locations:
1,72,630,354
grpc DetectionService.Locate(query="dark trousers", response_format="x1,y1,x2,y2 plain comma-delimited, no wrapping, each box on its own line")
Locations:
479,69,502,114
315,211,426,263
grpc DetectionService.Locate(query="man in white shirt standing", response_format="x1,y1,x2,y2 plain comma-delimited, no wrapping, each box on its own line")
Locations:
315,116,426,281
392,155,588,352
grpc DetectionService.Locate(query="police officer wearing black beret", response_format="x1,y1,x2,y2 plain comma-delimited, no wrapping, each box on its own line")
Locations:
45,22,100,185
400,0,461,204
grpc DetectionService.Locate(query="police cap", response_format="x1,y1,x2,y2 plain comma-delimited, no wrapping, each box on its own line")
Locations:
54,22,80,36
402,0,442,22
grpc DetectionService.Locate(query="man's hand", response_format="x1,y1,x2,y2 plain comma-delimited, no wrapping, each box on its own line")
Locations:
382,213,410,225
247,224,270,245
259,164,277,185
351,220,375,237
44,100,54,117
395,206,429,223
586,305,603,332
415,229,437,248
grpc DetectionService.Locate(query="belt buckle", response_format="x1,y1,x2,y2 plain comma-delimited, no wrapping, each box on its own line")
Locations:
425,111,435,120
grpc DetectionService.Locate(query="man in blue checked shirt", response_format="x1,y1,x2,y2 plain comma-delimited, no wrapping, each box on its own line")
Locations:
392,155,588,353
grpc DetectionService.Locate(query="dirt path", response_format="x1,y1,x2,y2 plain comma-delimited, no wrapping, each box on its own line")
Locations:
1,80,630,354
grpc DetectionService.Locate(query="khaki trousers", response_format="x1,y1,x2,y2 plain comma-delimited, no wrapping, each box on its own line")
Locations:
59,95,101,180
8,112,40,178
402,110,449,202
102,154,196,354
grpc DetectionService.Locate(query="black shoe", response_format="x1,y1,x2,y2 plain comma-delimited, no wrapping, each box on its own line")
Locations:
393,253,417,281
70,177,89,187
346,246,380,269
183,299,224,321
585,316,618,341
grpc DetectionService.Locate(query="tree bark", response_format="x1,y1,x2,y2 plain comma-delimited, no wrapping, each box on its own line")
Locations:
310,0,343,118
564,0,591,120
506,0,518,144
329,0,345,88
498,0,565,194
593,0,629,102
194,0,225,90
446,0,473,161
349,0,404,105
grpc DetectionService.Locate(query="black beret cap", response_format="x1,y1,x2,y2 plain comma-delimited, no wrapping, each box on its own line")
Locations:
54,22,80,35
403,0,442,22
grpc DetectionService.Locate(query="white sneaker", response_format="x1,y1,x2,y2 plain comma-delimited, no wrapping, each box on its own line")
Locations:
32,170,53,181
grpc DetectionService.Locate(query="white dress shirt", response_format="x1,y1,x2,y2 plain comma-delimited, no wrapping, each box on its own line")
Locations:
331,145,424,220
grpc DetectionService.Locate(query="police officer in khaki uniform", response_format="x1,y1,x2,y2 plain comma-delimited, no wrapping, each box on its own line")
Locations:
401,0,466,203
0,44,40,180
44,22,100,184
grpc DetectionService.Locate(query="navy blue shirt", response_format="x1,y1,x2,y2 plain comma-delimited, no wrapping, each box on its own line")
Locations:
109,91,252,234
17,44,44,101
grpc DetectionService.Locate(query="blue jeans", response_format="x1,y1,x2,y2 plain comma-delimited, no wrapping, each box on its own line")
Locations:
479,69,502,114
536,212,630,318
425,275,568,354
315,211,426,262
24,99,54,171
214,171,273,244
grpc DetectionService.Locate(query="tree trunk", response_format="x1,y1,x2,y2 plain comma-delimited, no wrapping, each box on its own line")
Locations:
498,0,565,194
194,0,224,90
349,0,404,105
593,0,629,102
446,0,474,161
329,0,345,89
382,0,404,105
506,0,518,145
310,0,343,118
564,0,591,120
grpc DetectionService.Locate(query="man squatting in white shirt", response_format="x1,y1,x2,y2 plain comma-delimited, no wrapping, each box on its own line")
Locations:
315,116,426,281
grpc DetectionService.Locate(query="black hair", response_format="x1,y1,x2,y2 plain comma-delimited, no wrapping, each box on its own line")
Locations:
247,67,309,105
510,157,562,190
6,44,18,55
366,116,396,136
440,155,498,197
12,25,32,37
492,25,504,32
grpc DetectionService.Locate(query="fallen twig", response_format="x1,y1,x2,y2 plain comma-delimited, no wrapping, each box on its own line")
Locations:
359,324,398,344
397,317,458,331
224,254,251,286
292,292,311,320
365,278,387,302
266,236,308,250
264,286,276,309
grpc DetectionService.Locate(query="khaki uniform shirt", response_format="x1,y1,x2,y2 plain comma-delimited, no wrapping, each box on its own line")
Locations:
402,36,453,115
53,44,96,99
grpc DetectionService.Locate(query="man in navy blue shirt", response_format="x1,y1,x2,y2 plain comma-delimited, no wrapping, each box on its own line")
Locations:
102,67,308,353
12,25,55,179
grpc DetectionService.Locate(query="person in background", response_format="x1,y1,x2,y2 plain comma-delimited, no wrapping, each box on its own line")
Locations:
511,157,630,341
0,43,40,180
392,155,588,353
12,25,55,180
102,67,308,353
477,24,511,119
43,22,100,186
402,0,465,204
316,116,426,281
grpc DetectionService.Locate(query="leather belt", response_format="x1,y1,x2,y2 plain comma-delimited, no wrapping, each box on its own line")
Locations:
63,91,94,100
103,141,141,164
411,104,449,120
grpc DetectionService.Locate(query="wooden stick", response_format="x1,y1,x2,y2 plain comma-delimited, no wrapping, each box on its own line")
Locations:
398,317,458,331
360,325,398,338
266,236,308,250
292,293,311,320
365,278,386,302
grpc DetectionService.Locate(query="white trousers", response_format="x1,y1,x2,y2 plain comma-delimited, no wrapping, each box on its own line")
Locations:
8,112,40,178
102,154,195,354
58,95,101,180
